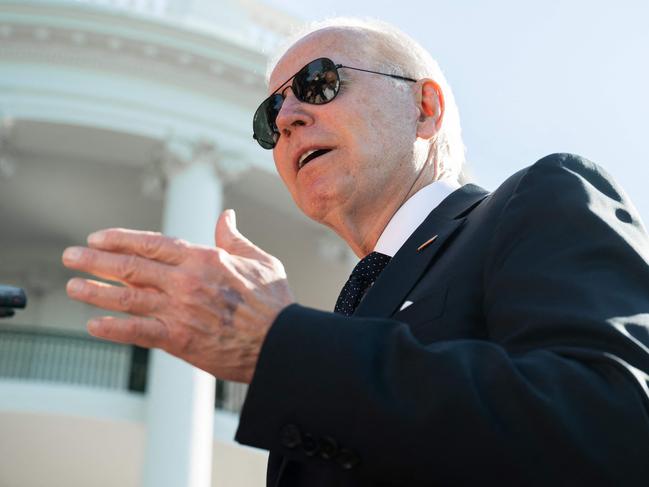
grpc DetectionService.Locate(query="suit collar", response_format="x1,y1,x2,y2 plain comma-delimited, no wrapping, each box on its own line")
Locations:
431,183,489,219
374,178,461,257
354,183,489,318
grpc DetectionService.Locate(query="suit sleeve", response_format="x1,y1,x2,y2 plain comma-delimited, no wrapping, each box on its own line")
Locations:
235,154,649,485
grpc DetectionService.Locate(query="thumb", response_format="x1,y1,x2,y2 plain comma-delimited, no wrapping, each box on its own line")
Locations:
214,209,262,258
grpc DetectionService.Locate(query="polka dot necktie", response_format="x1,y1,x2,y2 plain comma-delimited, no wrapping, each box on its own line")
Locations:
334,251,392,316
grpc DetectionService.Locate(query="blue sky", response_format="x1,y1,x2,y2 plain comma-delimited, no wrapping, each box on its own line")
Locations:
262,0,649,220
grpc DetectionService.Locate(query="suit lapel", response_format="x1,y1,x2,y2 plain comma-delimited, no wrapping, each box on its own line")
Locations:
354,184,489,319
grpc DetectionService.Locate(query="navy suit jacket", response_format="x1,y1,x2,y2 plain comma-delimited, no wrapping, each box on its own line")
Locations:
236,154,649,486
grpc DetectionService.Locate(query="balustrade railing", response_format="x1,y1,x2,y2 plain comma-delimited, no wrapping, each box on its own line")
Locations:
0,324,246,413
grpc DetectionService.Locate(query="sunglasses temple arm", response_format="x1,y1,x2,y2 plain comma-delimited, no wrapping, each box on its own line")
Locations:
335,64,417,83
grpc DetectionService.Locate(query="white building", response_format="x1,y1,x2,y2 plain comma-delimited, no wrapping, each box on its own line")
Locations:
0,1,354,485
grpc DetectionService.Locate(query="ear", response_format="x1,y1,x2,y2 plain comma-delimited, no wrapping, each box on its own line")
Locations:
414,78,445,140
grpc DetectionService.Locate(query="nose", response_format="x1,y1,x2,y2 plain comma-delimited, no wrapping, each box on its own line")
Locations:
274,88,313,142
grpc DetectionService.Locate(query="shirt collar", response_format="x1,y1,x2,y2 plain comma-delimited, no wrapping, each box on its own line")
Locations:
374,178,461,257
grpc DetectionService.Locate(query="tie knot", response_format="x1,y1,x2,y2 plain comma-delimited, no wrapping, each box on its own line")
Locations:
350,251,392,284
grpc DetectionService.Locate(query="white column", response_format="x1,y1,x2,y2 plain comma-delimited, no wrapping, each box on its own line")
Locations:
142,143,221,487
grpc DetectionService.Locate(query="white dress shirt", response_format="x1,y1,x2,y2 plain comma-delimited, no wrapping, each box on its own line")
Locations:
374,178,461,257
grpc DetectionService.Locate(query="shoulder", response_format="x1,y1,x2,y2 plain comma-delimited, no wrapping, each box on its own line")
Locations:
484,152,647,265
485,153,632,220
496,152,622,201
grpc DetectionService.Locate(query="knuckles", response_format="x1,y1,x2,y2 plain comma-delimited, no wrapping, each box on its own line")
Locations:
171,237,190,251
141,234,165,258
117,287,137,312
117,254,140,281
172,327,195,356
204,246,228,267
83,282,97,299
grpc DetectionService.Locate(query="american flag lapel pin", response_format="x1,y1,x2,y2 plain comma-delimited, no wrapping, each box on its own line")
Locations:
417,234,438,252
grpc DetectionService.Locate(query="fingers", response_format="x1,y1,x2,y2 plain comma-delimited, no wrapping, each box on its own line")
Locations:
215,209,272,262
87,228,187,265
215,209,241,249
67,278,164,315
87,315,168,349
62,247,172,289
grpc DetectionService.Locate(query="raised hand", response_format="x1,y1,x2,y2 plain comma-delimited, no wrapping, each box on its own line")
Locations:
62,209,294,383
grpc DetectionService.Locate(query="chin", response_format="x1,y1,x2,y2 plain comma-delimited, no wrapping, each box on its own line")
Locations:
297,193,340,226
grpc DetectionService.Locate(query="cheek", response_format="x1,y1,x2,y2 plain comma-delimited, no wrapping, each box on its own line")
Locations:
351,92,413,148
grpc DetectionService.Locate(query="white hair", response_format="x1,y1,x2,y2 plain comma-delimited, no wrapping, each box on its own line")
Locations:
268,17,468,183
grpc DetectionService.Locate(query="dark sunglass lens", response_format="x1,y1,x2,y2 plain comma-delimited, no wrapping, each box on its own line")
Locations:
294,58,340,105
253,94,284,149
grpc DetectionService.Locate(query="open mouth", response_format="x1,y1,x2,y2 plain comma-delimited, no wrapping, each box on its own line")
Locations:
298,148,333,170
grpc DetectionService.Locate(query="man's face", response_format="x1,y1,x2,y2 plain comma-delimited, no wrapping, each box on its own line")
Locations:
268,29,421,235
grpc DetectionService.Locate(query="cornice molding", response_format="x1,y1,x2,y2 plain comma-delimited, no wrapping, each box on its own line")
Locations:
0,3,278,176
0,22,267,91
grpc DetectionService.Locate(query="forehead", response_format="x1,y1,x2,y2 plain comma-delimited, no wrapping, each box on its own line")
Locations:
268,28,369,94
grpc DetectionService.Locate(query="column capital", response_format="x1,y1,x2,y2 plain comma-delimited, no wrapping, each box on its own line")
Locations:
141,136,249,199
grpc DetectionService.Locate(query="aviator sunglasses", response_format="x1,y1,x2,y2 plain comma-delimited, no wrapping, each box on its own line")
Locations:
252,57,417,149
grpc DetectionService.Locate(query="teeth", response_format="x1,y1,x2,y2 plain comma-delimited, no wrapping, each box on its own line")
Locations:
298,149,318,168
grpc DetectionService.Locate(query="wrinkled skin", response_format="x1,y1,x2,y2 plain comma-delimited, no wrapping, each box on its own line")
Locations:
63,210,293,383
269,28,443,256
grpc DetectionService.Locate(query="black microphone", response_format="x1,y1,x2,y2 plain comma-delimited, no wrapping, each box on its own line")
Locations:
0,284,27,318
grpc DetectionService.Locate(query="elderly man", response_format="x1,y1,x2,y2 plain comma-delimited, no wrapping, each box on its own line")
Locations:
63,19,649,486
